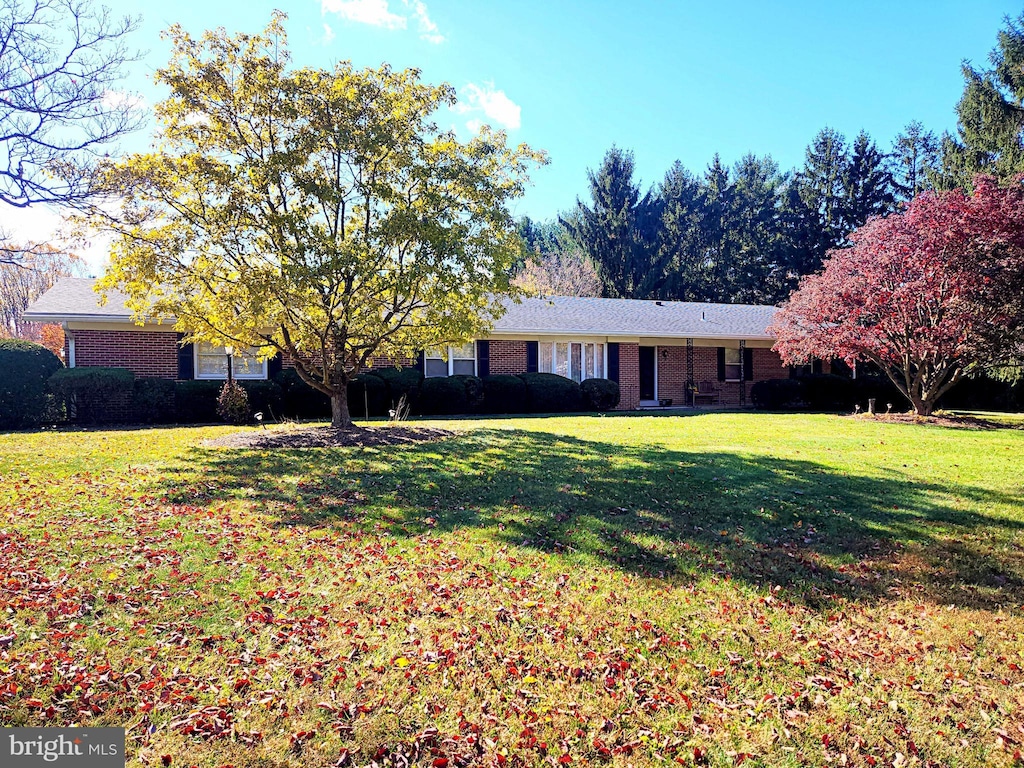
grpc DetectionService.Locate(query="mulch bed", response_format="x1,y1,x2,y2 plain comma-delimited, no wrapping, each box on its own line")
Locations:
852,413,1022,430
204,425,454,449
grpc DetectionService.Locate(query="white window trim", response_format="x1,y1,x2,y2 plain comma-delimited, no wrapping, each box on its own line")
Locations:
538,339,609,382
424,343,477,377
194,343,268,380
724,347,742,383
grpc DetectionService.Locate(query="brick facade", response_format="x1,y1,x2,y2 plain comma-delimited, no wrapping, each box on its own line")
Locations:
66,330,800,413
71,330,179,379
488,340,529,375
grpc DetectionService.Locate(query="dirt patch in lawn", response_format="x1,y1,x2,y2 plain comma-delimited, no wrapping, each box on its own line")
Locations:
204,425,454,449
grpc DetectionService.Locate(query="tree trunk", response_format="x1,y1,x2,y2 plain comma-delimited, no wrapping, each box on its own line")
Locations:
331,388,353,429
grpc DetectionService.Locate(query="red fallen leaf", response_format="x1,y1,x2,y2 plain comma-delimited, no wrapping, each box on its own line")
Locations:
161,756,172,767
432,759,449,768
559,754,573,764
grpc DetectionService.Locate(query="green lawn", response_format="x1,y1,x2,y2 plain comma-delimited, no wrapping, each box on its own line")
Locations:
1,413,1023,767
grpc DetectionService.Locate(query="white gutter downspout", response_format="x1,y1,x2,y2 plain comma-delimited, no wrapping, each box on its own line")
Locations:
62,322,75,368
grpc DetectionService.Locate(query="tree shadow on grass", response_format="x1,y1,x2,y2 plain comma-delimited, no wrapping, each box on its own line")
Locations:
155,428,1024,611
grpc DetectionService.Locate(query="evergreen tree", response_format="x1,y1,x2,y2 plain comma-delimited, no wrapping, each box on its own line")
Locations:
653,160,703,300
891,120,940,200
561,147,660,298
693,155,736,302
942,13,1024,186
844,131,896,228
729,154,788,304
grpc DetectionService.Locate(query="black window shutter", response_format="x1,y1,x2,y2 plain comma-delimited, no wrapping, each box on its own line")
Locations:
416,350,425,374
607,342,620,382
268,352,283,379
716,347,726,382
743,348,754,381
476,340,490,378
177,333,194,380
812,358,823,375
526,341,539,373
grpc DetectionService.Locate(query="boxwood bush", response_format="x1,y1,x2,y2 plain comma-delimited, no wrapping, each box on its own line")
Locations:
273,369,331,419
374,366,423,414
420,376,469,416
751,378,806,410
347,373,388,418
0,339,63,429
516,372,584,413
581,377,620,411
240,380,284,420
481,374,528,414
49,367,134,424
133,377,177,424
174,380,222,423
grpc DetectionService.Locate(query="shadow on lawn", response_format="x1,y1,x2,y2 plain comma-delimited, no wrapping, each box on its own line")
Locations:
157,428,1024,610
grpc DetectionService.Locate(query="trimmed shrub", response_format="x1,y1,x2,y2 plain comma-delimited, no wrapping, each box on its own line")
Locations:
751,378,806,410
347,373,388,418
374,366,424,413
274,369,331,420
482,374,528,414
452,375,485,413
581,378,620,411
240,380,284,420
800,373,857,412
49,367,134,424
174,380,222,423
851,375,904,413
517,372,584,413
420,376,470,415
0,339,63,429
217,381,250,424
133,378,176,424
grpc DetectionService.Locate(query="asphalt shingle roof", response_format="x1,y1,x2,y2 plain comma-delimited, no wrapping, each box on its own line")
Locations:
493,296,778,339
25,279,779,340
23,277,134,322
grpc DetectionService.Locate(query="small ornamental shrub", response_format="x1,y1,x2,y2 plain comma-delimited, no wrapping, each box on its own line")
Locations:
48,367,134,424
174,380,222,423
216,381,250,424
516,372,584,413
581,378,620,411
133,378,176,424
482,374,528,414
273,369,331,419
0,339,63,429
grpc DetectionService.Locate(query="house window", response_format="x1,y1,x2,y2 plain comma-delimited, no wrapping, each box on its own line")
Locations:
538,341,605,383
194,342,267,380
425,342,476,377
724,347,742,381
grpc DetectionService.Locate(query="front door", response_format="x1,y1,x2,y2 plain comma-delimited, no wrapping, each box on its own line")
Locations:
639,346,656,400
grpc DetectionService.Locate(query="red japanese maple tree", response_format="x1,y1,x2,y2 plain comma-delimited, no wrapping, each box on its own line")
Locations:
771,176,1024,415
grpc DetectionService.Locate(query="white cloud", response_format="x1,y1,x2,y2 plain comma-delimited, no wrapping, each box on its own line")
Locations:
3,205,111,275
404,0,444,44
321,23,336,45
460,82,521,131
320,0,445,43
320,0,406,30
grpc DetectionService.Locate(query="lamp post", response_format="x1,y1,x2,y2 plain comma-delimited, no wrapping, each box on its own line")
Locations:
224,345,234,385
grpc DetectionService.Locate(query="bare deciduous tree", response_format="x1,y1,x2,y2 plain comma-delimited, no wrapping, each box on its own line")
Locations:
513,248,602,297
0,0,142,263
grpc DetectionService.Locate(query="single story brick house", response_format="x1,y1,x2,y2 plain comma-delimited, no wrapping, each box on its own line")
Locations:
25,277,810,411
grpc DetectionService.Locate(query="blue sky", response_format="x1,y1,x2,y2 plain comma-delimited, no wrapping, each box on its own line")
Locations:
11,0,1021,267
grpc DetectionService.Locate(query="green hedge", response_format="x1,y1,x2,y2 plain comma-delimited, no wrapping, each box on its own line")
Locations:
49,367,134,424
133,378,177,424
274,369,331,419
517,373,584,413
481,374,528,414
374,366,424,413
0,339,63,430
751,378,806,410
581,377,620,411
752,374,906,413
174,380,222,423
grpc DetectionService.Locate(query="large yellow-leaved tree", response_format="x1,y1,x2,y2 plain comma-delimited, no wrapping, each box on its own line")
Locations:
93,14,545,427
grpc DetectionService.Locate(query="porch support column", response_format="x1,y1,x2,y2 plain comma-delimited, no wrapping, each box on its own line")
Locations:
739,339,746,406
686,338,694,407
